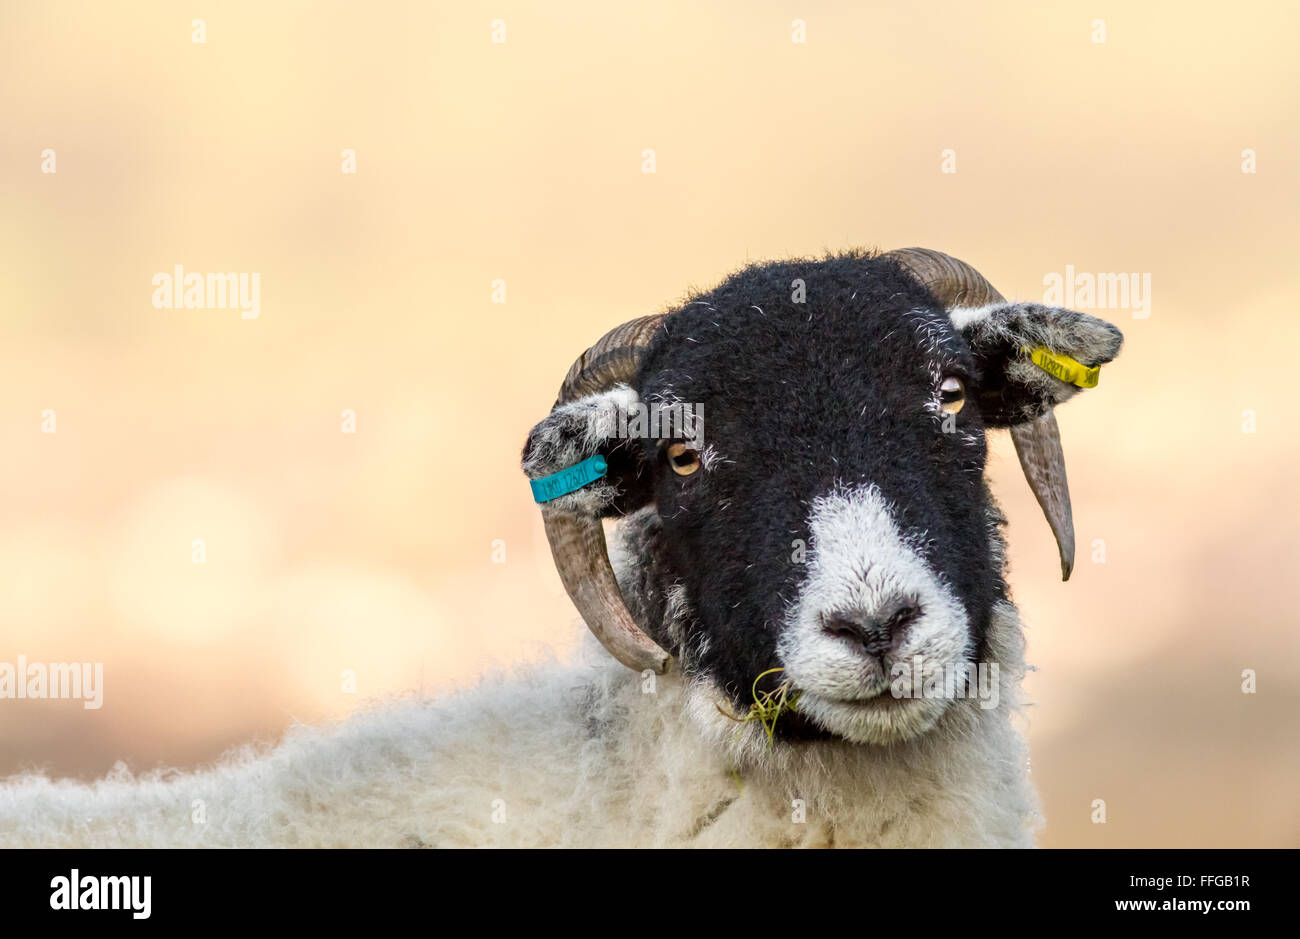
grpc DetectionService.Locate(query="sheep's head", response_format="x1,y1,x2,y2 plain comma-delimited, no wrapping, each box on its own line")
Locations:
522,249,1122,745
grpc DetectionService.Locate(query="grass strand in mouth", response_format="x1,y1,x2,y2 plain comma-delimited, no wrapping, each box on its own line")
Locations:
715,667,801,746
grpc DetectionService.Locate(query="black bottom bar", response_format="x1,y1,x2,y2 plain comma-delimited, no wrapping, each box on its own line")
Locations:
0,847,1288,925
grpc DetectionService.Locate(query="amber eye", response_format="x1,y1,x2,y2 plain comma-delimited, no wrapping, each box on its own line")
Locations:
939,376,965,414
666,442,701,476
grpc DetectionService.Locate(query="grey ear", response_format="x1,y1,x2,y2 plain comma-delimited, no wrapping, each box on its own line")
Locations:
521,385,638,517
953,302,1123,581
954,302,1123,426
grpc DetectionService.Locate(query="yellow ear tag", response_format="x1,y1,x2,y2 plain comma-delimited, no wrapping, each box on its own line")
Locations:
1026,347,1101,388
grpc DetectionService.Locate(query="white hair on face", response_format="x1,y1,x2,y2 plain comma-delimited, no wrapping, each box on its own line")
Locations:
698,444,731,472
663,580,692,650
947,303,1002,331
777,483,972,745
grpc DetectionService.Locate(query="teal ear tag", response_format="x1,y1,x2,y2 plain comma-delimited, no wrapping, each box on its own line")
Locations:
529,454,609,504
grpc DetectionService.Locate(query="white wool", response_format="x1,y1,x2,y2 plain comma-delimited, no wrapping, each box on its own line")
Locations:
0,603,1039,848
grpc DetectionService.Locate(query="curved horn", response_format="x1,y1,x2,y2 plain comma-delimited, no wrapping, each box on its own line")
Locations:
544,314,673,673
557,313,667,405
884,246,1006,309
1009,413,1075,580
884,247,1076,581
542,508,671,673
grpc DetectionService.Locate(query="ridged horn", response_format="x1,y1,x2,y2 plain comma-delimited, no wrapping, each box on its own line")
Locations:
884,247,1076,581
544,313,672,673
557,314,667,405
1009,413,1075,580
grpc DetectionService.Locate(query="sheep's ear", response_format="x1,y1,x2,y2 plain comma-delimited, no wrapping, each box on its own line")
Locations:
520,385,654,517
952,302,1123,426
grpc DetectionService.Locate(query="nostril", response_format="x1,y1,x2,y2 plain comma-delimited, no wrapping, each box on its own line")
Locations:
820,612,892,656
820,601,921,657
885,604,920,634
822,615,866,643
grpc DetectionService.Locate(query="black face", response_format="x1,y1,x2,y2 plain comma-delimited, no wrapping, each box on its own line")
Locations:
523,250,1121,743
627,253,1006,725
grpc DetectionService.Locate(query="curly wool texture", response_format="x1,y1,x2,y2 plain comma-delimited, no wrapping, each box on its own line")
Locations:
0,601,1039,848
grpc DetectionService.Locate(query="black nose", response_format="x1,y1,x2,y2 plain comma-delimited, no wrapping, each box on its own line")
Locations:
821,600,921,657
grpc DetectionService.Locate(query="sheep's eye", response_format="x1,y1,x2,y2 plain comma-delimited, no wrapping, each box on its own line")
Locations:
939,376,965,414
666,442,701,477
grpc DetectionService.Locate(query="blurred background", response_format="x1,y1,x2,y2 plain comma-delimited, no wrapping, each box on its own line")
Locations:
1,0,1296,847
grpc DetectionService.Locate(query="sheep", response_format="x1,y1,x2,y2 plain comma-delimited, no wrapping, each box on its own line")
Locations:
0,247,1122,848
1,622,1031,848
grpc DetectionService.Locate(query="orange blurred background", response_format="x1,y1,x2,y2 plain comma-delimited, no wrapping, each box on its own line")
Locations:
1,1,1296,847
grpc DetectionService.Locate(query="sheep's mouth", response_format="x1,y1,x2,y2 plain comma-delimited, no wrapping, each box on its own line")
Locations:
794,688,948,744
800,686,916,710
783,669,895,707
